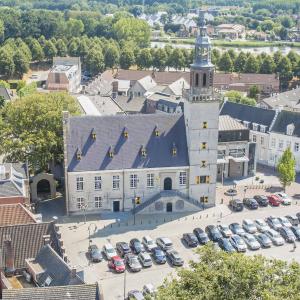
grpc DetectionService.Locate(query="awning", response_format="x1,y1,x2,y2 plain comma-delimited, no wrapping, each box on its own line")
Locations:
230,156,249,163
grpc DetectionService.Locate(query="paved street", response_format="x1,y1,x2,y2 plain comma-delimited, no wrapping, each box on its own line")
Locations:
59,201,300,300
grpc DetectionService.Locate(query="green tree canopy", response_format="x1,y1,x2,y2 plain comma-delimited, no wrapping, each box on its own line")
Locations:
86,46,105,75
104,45,120,69
0,92,80,172
119,48,135,70
234,51,247,73
157,244,300,300
218,52,233,73
244,54,259,73
277,147,296,191
43,40,57,60
277,56,293,89
225,90,256,106
136,48,152,70
260,55,275,74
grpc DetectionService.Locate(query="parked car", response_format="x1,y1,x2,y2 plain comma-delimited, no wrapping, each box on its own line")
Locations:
243,198,258,209
290,226,300,241
274,192,292,205
278,227,296,243
130,238,145,254
182,233,198,247
166,249,184,266
241,233,261,250
151,247,166,264
255,233,272,248
125,254,142,272
116,242,131,257
205,225,223,242
254,195,269,207
229,235,247,252
278,217,292,228
193,228,209,244
217,224,232,238
88,244,103,262
142,236,157,252
229,223,245,235
268,195,281,206
108,256,125,273
266,216,283,231
156,237,173,251
103,244,117,260
218,238,236,253
265,229,285,246
138,252,152,268
229,199,243,212
128,290,145,300
242,219,257,234
286,215,299,226
142,284,156,296
225,189,237,196
254,219,270,232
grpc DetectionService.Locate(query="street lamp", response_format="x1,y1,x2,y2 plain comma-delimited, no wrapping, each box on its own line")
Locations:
80,203,88,224
88,223,97,247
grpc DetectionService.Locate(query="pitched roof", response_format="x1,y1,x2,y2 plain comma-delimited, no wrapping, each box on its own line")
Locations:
220,101,276,130
115,96,146,113
26,244,84,286
271,110,300,137
0,222,56,269
0,204,36,226
0,181,22,197
67,114,189,172
219,115,247,131
2,284,100,300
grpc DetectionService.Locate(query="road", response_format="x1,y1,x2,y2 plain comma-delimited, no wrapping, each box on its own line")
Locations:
59,203,300,300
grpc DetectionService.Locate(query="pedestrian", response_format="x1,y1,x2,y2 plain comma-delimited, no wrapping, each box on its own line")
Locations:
293,240,297,252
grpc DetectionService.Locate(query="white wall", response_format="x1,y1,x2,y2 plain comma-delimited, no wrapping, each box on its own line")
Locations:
249,130,269,164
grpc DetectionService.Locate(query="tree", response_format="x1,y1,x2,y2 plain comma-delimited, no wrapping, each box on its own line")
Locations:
13,50,29,78
279,26,288,40
249,85,260,99
244,54,259,73
104,45,120,69
218,52,233,73
277,147,296,191
260,55,275,74
119,48,135,70
152,48,167,71
225,90,256,106
28,39,44,62
56,39,68,57
211,49,220,66
277,56,293,90
85,46,105,75
0,92,80,172
65,19,84,38
0,48,15,78
234,52,247,73
157,244,300,300
43,40,57,60
0,80,9,88
136,48,152,70
169,48,185,70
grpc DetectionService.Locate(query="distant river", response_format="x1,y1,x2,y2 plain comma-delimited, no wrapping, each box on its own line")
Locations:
151,41,300,55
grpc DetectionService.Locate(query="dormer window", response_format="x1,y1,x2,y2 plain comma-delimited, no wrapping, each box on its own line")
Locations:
287,124,295,136
91,129,96,140
76,149,82,160
108,146,114,158
172,143,177,156
252,123,258,131
123,128,128,138
201,161,207,167
243,121,249,128
202,121,208,129
201,142,207,150
260,125,266,133
140,146,147,157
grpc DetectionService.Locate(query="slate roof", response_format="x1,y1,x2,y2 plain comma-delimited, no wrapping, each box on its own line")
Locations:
0,204,36,226
0,222,56,269
115,96,146,113
220,101,276,130
271,110,300,137
0,181,22,197
67,114,189,172
2,284,100,300
26,244,84,286
219,115,247,131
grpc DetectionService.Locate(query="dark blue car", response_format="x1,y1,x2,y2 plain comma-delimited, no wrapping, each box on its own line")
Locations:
218,238,236,253
151,247,166,264
243,198,258,209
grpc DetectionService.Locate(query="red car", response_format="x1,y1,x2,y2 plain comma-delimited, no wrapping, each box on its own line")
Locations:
108,256,125,273
268,195,281,206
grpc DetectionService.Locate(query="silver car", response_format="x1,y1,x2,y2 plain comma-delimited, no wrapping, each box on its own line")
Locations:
241,233,261,250
278,217,292,228
255,233,272,248
125,254,142,272
138,252,152,268
229,234,247,252
217,224,232,237
254,219,269,232
265,229,285,246
242,219,257,234
142,236,157,252
156,237,173,251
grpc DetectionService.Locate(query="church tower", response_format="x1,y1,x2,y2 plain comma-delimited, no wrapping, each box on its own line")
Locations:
184,10,219,207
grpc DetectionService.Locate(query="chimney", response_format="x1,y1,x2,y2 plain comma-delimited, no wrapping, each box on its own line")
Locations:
70,267,77,278
3,238,15,277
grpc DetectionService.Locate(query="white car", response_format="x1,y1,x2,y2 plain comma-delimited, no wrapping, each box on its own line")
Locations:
274,192,292,205
142,236,157,252
278,216,292,228
156,237,173,251
254,219,269,232
265,229,285,246
143,283,156,296
102,243,117,260
241,233,261,250
138,252,152,268
242,219,257,234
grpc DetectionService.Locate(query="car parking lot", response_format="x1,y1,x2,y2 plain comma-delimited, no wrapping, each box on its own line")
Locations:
60,201,300,300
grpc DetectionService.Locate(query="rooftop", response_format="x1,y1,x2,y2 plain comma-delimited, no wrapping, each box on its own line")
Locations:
0,204,36,226
271,110,300,138
219,115,247,131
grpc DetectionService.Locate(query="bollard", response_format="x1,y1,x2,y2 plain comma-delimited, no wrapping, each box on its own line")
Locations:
206,214,208,218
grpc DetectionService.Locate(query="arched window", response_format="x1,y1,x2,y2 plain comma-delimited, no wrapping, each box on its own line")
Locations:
195,73,199,86
203,73,207,87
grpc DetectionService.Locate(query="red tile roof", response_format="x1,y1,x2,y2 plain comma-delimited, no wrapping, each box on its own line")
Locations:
0,204,36,226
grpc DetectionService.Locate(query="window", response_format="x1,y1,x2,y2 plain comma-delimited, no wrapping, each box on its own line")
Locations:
260,137,264,146
252,135,257,143
76,197,84,209
201,142,207,150
252,123,258,131
44,276,53,286
130,174,138,188
196,176,210,184
260,125,266,133
287,124,295,136
76,149,82,160
179,172,187,185
113,175,120,190
202,122,208,129
271,138,276,148
147,174,154,188
95,196,102,208
200,196,208,203
195,73,199,86
201,161,207,168
269,154,274,161
243,121,249,128
76,177,83,191
55,73,60,84
295,143,300,152
203,73,207,87
279,140,284,149
141,147,147,157
94,176,101,190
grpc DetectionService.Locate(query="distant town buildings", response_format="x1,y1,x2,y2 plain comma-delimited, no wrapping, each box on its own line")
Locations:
215,24,246,40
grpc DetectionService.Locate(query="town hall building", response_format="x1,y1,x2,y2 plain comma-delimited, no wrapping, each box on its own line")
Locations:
63,12,220,215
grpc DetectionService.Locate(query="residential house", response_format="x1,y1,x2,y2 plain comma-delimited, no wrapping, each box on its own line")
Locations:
215,24,246,40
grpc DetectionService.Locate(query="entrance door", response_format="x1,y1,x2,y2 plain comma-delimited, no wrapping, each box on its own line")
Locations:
166,202,173,212
113,201,120,212
164,177,172,190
